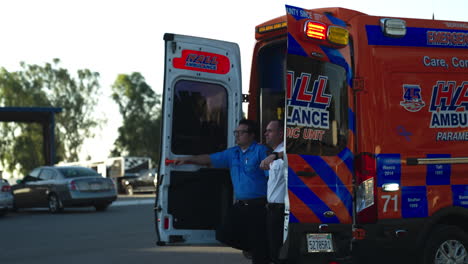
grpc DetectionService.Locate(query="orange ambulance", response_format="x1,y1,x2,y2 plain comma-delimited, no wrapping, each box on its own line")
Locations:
155,5,468,264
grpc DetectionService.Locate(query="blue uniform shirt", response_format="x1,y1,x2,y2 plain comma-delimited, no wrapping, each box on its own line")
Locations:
210,142,269,200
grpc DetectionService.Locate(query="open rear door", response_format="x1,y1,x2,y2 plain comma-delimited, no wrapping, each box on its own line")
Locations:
155,34,242,245
284,5,354,256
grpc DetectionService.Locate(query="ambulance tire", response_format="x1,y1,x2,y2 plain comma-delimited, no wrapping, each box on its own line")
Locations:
422,224,468,264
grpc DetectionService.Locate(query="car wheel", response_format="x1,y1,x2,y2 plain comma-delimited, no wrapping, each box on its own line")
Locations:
48,193,64,214
95,204,109,212
11,201,18,212
423,225,468,264
125,185,134,195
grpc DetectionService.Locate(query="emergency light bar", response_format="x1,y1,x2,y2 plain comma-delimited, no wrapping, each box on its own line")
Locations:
304,21,349,46
257,21,287,34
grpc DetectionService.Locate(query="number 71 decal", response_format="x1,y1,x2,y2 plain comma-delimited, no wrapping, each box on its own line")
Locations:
381,194,398,213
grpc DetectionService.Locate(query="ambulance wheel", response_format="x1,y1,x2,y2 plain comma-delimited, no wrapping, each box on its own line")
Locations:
423,225,468,264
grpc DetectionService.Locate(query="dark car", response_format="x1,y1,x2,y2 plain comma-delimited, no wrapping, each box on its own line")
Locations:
12,166,117,213
122,169,157,195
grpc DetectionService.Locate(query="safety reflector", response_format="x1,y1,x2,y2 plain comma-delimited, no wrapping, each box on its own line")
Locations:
352,228,366,240
305,21,327,40
164,217,170,230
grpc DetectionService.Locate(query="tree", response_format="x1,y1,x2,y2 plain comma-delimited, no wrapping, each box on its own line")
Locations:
0,59,101,175
111,72,161,163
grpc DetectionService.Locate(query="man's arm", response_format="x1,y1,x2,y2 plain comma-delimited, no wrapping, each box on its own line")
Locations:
259,152,283,170
174,154,211,166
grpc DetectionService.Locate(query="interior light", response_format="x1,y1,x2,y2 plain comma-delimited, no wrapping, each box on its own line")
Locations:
305,21,327,40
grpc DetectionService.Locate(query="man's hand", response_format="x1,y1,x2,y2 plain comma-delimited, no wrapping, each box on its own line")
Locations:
260,154,275,170
173,157,191,165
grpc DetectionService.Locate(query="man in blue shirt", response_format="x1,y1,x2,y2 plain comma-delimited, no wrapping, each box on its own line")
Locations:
174,119,270,264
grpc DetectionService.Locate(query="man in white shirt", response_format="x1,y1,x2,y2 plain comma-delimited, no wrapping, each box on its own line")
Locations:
260,119,285,264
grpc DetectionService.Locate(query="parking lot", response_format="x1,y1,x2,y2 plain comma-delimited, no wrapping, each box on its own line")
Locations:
0,194,249,264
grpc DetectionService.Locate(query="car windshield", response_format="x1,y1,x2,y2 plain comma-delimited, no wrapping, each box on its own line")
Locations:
57,167,100,178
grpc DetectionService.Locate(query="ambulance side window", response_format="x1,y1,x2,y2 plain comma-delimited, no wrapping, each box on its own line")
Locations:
171,80,228,155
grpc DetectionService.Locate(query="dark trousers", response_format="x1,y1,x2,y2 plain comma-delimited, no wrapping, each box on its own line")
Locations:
216,198,269,264
266,203,285,264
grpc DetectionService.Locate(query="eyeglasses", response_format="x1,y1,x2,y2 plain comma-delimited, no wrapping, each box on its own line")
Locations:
233,130,249,135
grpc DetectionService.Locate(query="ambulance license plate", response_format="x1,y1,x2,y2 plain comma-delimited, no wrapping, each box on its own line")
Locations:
306,233,334,253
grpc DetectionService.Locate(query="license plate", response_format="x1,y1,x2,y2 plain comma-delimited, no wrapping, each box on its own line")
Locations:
90,183,101,190
306,233,334,253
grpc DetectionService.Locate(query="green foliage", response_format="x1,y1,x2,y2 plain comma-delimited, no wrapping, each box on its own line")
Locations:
0,59,101,175
111,72,161,163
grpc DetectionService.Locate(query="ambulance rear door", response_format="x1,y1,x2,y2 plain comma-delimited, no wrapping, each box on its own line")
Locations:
284,5,355,254
155,33,242,245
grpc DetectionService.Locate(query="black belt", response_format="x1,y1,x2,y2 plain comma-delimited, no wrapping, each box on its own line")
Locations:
235,197,267,206
266,203,285,210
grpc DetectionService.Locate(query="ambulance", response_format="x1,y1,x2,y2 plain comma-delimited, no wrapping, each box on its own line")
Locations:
155,5,468,264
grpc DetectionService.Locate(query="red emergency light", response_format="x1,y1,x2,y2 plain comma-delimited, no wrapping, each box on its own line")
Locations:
305,21,327,40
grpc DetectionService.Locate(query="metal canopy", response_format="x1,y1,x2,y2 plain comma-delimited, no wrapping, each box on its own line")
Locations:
0,107,63,165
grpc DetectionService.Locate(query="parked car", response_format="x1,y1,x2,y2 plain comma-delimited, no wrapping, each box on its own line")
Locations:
122,169,157,195
11,166,117,213
0,179,13,216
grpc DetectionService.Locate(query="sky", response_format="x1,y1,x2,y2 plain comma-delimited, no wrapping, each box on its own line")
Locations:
0,0,466,162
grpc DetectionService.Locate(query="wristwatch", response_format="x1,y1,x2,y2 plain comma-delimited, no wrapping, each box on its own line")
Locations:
272,152,280,160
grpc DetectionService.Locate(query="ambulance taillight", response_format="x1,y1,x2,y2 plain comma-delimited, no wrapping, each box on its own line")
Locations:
355,153,377,223
304,21,349,46
305,21,327,40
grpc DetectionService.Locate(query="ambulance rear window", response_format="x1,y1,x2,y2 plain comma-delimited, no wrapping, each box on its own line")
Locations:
286,55,348,156
257,40,287,137
171,80,228,155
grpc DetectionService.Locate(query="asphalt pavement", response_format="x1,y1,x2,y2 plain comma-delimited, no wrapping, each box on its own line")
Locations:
0,194,249,264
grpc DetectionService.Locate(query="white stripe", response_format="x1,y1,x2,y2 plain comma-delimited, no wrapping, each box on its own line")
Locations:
111,199,154,207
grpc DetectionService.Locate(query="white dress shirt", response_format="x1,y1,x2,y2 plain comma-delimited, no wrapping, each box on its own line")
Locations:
267,142,285,204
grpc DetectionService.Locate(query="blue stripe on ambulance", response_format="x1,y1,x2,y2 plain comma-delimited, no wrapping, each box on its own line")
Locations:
402,186,429,218
325,13,347,27
288,33,308,57
376,154,401,187
286,5,308,22
338,147,354,174
289,212,299,223
288,167,340,223
366,25,468,49
301,155,353,217
321,46,353,86
426,154,451,185
452,185,468,208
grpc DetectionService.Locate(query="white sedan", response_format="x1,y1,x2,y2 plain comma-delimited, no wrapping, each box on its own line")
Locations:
0,179,13,216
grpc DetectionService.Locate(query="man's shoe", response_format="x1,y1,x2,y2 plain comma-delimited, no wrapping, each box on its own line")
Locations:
242,250,252,260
